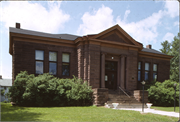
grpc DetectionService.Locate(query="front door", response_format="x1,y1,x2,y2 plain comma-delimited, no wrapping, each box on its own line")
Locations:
105,61,117,90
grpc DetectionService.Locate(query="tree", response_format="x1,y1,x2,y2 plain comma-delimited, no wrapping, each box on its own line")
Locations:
169,33,180,82
160,33,180,82
160,40,171,55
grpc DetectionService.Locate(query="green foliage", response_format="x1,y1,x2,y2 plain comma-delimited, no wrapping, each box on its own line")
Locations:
147,80,179,106
160,33,180,82
160,40,171,55
1,89,5,96
9,71,93,107
169,33,180,82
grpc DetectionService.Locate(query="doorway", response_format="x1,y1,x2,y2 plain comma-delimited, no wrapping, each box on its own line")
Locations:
105,61,117,90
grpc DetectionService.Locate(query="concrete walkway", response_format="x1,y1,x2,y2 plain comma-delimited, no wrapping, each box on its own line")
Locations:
118,108,179,118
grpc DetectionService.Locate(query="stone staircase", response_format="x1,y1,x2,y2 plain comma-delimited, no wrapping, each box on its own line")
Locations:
106,89,147,109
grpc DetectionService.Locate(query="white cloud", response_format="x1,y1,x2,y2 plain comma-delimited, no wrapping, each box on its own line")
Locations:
0,1,70,33
123,10,130,22
164,0,179,18
78,4,164,45
117,10,164,44
77,5,115,35
163,32,174,42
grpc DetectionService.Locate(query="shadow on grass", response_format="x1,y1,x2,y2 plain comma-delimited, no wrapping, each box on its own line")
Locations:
1,103,49,121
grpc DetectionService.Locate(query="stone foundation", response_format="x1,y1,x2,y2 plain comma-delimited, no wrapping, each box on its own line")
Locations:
134,90,148,103
93,88,108,106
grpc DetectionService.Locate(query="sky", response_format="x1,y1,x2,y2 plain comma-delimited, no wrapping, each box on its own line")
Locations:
0,1,179,79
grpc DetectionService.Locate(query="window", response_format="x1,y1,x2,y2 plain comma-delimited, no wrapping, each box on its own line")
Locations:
145,63,150,81
62,53,70,76
138,62,141,81
153,64,158,81
35,50,44,74
49,51,57,75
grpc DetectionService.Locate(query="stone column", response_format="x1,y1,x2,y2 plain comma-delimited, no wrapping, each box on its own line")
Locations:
120,55,126,89
101,53,105,88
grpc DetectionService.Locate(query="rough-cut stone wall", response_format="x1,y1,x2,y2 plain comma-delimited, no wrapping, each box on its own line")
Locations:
126,50,138,91
93,88,108,106
12,40,78,84
77,44,84,79
134,90,148,103
88,44,101,88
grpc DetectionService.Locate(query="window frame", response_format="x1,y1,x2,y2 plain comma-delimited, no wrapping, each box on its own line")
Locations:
35,50,44,75
49,51,58,76
144,62,150,81
138,62,142,82
153,63,158,81
62,53,70,76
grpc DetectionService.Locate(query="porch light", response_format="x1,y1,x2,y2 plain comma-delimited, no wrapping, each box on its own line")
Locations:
141,81,146,85
112,57,114,59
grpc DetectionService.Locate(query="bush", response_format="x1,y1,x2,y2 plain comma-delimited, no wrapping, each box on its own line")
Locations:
147,79,179,106
9,71,93,107
1,89,5,96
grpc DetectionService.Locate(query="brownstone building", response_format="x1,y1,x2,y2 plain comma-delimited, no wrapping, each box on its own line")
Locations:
9,23,172,106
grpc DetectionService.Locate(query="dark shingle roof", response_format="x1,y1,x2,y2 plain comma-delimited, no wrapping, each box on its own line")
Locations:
141,48,166,55
10,27,80,41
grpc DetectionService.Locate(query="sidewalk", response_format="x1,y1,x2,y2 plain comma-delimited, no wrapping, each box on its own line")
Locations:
119,108,179,118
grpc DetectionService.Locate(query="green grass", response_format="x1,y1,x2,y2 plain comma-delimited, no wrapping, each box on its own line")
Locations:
1,103,178,122
151,106,179,112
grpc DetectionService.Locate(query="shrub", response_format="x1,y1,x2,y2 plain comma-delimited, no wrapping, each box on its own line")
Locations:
147,79,179,106
1,89,5,96
9,71,93,107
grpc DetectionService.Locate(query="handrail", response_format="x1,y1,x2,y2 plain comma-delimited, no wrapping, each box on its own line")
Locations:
118,86,130,98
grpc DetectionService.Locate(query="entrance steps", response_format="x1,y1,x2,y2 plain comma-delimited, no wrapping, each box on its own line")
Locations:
106,90,147,109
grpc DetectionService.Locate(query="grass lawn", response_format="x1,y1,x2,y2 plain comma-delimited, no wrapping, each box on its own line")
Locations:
1,103,178,122
151,106,179,112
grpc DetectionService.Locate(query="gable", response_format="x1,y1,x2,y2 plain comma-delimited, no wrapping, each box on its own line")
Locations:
91,25,142,48
97,29,134,45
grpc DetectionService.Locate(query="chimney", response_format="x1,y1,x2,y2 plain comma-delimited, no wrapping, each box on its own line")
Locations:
16,23,20,29
0,75,2,79
146,44,152,49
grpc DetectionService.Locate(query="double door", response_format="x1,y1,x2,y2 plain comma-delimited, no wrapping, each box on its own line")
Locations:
105,61,117,90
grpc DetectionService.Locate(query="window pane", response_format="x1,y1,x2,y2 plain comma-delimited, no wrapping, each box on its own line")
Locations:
36,61,43,74
62,53,70,63
35,50,44,60
153,72,157,81
49,52,57,61
138,62,141,70
49,62,57,75
138,71,141,81
62,63,69,76
153,64,157,72
145,71,149,81
145,63,149,71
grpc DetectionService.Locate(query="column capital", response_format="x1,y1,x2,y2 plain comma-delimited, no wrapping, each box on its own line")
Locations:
101,52,107,55
120,54,127,58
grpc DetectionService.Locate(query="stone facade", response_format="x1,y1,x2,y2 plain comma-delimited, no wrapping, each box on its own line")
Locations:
93,88,108,106
9,24,173,105
134,90,148,103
